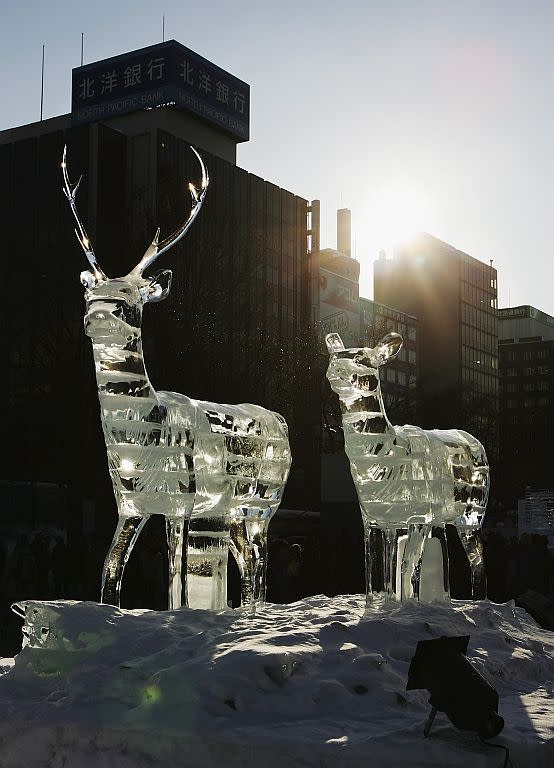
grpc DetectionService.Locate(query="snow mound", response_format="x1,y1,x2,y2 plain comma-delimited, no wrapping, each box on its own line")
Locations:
0,596,553,767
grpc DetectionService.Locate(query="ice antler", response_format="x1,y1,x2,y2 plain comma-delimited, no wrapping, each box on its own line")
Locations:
61,145,107,281
129,146,209,277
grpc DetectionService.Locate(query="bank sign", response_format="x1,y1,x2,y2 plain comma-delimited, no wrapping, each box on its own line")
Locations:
71,40,250,141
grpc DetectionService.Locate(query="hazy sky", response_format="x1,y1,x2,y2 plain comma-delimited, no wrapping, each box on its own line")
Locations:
1,1,553,314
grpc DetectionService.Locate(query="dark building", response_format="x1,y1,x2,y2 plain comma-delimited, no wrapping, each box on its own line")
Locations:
374,233,498,456
0,41,321,638
359,298,419,425
498,305,554,506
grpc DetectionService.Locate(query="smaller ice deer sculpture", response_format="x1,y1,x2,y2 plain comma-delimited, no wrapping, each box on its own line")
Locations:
325,332,489,602
63,146,291,612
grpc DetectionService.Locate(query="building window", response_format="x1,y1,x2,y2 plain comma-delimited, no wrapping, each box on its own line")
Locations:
507,399,517,409
408,350,416,364
523,367,536,376
408,326,416,341
523,398,535,408
538,397,549,408
538,366,550,375
506,382,518,392
397,371,406,386
506,367,517,377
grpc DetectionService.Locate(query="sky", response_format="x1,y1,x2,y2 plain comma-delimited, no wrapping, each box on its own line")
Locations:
1,0,553,314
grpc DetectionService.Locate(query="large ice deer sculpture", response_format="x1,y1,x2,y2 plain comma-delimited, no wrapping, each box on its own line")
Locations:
63,146,291,611
325,331,489,602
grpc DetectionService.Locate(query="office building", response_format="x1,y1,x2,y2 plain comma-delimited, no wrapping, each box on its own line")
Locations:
374,233,498,453
498,305,554,505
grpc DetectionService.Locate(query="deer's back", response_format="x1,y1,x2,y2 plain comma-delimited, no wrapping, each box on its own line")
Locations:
344,423,488,527
162,392,291,515
101,391,291,519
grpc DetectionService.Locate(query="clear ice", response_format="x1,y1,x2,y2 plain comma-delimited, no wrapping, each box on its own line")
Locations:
63,146,291,612
325,332,489,603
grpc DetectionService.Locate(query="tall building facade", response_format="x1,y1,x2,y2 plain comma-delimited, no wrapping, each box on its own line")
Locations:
374,233,498,455
498,305,554,505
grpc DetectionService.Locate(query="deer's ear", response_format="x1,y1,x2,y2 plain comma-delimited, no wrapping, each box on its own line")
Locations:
375,333,403,365
326,333,345,353
142,269,172,302
80,270,99,289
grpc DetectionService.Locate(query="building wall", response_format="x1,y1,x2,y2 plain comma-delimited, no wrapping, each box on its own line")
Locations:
318,247,360,348
498,306,554,505
374,233,498,454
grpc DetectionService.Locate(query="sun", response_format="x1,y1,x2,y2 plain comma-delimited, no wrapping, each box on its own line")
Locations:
366,181,436,253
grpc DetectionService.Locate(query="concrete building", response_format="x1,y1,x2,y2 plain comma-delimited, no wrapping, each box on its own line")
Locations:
498,305,554,505
374,233,498,454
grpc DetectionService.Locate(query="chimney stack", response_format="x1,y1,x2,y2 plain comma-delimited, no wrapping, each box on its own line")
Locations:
337,208,351,259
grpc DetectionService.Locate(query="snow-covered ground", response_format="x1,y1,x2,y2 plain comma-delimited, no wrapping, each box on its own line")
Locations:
0,596,552,767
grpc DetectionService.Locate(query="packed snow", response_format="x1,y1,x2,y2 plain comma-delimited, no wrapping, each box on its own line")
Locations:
0,596,552,767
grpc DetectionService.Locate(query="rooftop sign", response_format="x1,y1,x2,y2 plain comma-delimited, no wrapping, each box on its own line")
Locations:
71,40,250,141
498,305,554,327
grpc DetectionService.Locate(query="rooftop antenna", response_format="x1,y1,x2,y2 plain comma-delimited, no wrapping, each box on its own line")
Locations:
81,33,84,66
40,44,45,121
162,15,165,41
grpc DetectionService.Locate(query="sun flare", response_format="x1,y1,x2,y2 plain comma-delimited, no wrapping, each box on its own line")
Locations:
367,181,436,253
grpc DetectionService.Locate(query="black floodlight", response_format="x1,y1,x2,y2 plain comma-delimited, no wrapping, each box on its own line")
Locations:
407,635,504,740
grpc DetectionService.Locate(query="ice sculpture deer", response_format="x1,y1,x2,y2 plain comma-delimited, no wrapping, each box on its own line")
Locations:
325,332,489,602
63,146,291,611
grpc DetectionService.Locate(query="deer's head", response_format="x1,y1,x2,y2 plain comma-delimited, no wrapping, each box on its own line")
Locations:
62,145,208,346
325,332,403,399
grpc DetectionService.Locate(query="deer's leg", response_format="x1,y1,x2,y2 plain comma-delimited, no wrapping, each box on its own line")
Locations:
363,522,374,607
167,517,189,610
419,525,451,602
457,526,486,600
401,524,429,600
229,512,269,615
101,514,146,607
383,527,406,601
186,507,229,611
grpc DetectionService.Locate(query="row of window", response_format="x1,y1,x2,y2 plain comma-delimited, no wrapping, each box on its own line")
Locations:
461,367,498,394
501,348,550,361
381,318,417,341
504,366,551,377
461,282,497,310
383,368,413,386
503,413,553,425
461,325,497,355
461,344,498,371
505,397,550,409
461,302,497,335
460,258,496,291
502,380,550,393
